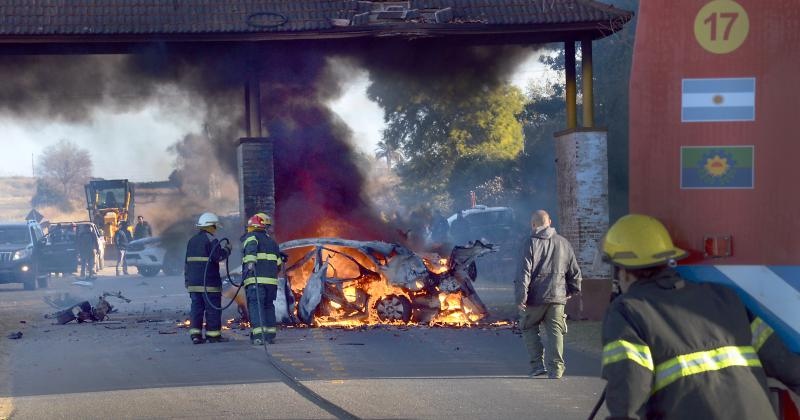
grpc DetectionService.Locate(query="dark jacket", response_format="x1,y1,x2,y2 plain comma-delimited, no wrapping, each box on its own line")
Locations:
515,226,581,306
133,221,152,240
76,230,98,256
184,230,230,291
114,228,131,251
241,230,281,287
601,269,800,419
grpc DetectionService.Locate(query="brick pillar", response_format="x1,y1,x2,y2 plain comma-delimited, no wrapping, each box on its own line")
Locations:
555,129,611,320
237,137,275,226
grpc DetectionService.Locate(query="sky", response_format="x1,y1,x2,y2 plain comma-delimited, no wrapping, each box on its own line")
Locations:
0,53,553,181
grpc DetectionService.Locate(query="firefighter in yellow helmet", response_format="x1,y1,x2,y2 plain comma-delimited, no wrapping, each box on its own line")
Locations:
599,214,800,419
241,213,281,345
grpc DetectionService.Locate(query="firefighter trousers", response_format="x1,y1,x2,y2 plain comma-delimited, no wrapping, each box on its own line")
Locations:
246,284,277,341
189,292,222,338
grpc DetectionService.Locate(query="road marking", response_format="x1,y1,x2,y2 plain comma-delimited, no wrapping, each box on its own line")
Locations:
301,368,314,372
0,397,13,419
332,367,346,371
330,380,345,384
290,362,305,367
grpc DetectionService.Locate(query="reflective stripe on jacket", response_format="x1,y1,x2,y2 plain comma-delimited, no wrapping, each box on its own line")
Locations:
241,230,280,286
601,269,778,419
184,230,229,289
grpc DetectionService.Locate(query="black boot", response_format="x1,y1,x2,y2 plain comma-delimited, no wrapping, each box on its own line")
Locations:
206,336,229,343
191,334,205,344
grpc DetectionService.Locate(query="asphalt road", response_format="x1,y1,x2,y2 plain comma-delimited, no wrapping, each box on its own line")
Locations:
0,266,609,419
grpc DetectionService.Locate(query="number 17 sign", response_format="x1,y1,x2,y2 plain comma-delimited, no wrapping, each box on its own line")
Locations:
694,0,749,55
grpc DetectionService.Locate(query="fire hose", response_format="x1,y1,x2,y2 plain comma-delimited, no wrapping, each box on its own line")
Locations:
202,238,244,311
202,236,359,419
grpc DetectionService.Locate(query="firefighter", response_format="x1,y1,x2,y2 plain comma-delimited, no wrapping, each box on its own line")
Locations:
599,214,800,419
184,212,231,344
241,213,281,345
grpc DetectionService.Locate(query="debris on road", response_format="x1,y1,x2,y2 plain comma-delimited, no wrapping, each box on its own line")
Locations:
46,292,131,325
158,330,177,335
6,331,23,339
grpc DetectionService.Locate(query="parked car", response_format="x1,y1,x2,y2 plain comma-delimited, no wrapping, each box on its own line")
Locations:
0,220,49,290
447,205,522,281
44,221,106,272
125,237,183,277
126,214,243,277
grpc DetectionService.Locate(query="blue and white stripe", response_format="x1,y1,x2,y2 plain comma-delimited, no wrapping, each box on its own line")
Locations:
677,265,800,353
681,78,756,122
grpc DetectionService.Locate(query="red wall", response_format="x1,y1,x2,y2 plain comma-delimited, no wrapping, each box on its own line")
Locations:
629,0,800,264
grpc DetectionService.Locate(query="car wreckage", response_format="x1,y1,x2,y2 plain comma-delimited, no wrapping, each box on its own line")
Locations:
228,238,497,326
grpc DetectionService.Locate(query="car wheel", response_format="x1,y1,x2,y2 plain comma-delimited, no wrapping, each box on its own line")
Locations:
138,266,161,277
375,294,412,323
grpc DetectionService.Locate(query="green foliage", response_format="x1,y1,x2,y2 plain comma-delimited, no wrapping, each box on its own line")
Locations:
368,79,525,209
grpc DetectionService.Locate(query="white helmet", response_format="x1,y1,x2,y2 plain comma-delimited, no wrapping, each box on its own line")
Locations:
196,212,220,228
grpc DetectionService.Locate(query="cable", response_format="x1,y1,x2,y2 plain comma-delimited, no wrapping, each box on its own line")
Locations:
587,387,606,420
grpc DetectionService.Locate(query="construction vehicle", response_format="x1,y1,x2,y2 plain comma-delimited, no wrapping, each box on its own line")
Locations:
84,179,135,251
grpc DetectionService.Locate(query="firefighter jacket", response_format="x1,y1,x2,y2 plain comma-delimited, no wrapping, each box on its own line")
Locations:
241,230,280,287
184,230,230,293
601,268,800,419
515,226,582,306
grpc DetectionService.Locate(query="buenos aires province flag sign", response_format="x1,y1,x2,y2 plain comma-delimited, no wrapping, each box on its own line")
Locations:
682,78,755,122
681,146,754,189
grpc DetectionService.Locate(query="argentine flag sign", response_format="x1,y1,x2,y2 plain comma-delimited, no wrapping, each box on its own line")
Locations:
682,77,755,122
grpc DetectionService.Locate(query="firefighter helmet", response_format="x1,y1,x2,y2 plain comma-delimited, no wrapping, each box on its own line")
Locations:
196,212,221,228
601,214,687,269
248,213,272,230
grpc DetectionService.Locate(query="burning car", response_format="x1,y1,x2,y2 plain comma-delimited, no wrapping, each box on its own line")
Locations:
279,238,497,326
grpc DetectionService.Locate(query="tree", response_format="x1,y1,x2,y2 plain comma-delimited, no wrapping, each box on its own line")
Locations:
38,139,93,197
374,139,402,169
369,81,525,209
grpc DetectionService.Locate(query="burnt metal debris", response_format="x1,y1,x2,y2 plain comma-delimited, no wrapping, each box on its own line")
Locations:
45,291,131,325
278,238,497,325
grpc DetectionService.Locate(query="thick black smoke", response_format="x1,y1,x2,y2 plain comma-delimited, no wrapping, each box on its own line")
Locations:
1,40,536,242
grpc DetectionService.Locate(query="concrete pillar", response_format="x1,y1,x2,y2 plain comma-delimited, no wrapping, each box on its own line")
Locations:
555,129,610,320
237,138,275,225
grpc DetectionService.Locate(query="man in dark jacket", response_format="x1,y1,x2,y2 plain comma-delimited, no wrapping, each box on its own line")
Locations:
599,214,800,419
77,224,99,279
114,221,131,276
184,212,231,344
241,212,281,345
515,209,582,379
133,215,152,240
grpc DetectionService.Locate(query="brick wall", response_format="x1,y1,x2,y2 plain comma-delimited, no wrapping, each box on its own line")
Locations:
555,130,611,319
237,137,275,226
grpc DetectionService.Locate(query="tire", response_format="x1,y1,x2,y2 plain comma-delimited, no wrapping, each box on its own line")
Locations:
138,266,161,277
375,294,412,323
